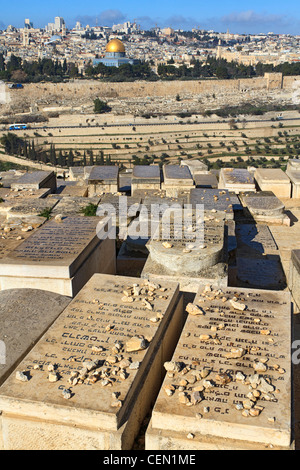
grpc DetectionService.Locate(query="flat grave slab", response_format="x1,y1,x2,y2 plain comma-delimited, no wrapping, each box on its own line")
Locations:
88,166,119,184
239,191,290,226
132,165,161,182
163,165,193,184
0,289,71,386
219,168,256,194
87,166,119,196
131,165,161,195
51,196,100,217
181,160,208,176
235,224,278,257
255,169,291,199
0,273,183,450
162,165,194,197
0,171,27,188
189,188,234,220
0,216,46,259
2,198,59,220
0,188,50,200
0,216,116,297
68,167,85,181
11,171,56,193
56,185,89,198
194,174,218,189
236,257,286,290
147,285,292,450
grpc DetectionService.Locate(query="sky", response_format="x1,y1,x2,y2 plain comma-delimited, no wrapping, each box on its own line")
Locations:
0,0,299,35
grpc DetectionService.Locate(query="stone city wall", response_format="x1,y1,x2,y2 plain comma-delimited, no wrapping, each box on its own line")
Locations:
3,73,300,116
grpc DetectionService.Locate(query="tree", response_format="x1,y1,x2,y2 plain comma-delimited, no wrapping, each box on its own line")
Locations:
0,133,24,155
67,150,74,167
93,98,111,114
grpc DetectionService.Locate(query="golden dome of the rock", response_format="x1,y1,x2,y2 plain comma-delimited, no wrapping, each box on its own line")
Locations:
105,38,126,53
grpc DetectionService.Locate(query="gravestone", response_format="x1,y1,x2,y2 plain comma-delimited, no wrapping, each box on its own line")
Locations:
180,160,208,177
11,171,57,193
131,165,161,195
51,196,100,217
255,169,291,199
0,170,26,188
286,159,300,173
119,173,131,193
0,217,116,297
117,193,187,276
218,168,256,194
0,216,46,260
87,166,119,196
0,188,51,200
0,289,70,386
0,273,183,450
286,171,300,199
235,224,278,258
289,250,300,312
146,285,292,450
56,185,89,198
2,198,59,220
68,167,85,182
142,217,228,292
194,174,218,189
162,165,194,197
98,194,141,234
236,257,286,290
239,191,290,226
189,188,234,220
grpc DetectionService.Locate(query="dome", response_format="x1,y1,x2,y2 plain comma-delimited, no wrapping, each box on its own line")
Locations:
105,38,126,53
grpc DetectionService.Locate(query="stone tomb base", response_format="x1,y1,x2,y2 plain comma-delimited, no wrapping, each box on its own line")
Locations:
0,217,116,297
146,285,293,450
289,250,300,312
0,274,183,450
116,241,147,277
141,255,228,293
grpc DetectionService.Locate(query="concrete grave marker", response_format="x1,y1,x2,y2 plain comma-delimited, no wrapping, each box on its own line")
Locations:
11,171,57,193
239,191,290,226
255,169,291,199
0,274,183,450
131,165,161,195
146,285,292,450
189,188,234,220
218,168,256,194
0,216,116,297
88,166,119,196
162,165,194,197
142,216,228,292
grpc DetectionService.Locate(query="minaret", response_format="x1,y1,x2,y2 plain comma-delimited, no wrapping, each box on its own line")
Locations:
216,39,222,59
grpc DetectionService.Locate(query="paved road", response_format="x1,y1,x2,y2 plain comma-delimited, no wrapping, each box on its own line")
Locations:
9,117,300,131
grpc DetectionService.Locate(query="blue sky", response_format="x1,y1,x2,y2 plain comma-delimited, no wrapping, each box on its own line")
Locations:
0,0,299,34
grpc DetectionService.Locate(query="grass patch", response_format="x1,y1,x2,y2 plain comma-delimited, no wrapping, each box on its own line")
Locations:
80,203,98,216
